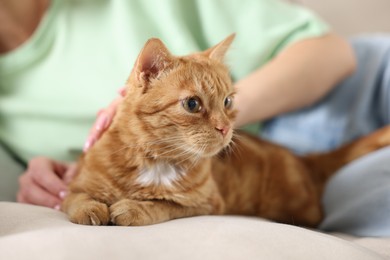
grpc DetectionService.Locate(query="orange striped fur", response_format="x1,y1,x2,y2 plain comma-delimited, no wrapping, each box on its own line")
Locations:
62,35,390,227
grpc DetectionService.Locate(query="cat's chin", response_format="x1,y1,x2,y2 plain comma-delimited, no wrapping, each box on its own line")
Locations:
203,137,232,157
199,149,223,158
196,141,231,158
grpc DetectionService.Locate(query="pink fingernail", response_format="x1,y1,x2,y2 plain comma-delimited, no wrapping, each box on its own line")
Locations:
54,204,61,211
96,115,107,131
118,88,126,96
83,136,96,153
59,190,67,199
83,139,92,153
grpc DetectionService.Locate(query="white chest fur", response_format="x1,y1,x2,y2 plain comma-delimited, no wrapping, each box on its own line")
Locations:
136,163,184,187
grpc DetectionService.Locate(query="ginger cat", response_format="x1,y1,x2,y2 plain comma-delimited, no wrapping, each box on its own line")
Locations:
62,34,390,227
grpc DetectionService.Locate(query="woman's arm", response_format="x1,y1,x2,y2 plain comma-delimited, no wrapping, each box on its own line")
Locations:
233,33,356,127
0,0,48,53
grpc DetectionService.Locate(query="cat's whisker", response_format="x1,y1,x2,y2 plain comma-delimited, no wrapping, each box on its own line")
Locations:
190,146,204,165
175,146,195,160
107,140,171,157
146,134,187,144
133,142,199,162
107,144,139,157
174,145,199,166
230,133,244,158
135,143,187,157
186,145,204,170
192,143,207,169
107,136,188,160
144,137,184,147
228,138,238,154
155,144,189,158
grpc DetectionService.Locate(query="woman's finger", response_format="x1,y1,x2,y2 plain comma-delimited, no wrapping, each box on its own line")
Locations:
19,173,62,209
84,89,125,152
118,87,126,97
28,157,68,197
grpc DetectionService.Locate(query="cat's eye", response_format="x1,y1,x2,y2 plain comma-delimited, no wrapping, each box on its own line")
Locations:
224,96,233,109
183,97,202,113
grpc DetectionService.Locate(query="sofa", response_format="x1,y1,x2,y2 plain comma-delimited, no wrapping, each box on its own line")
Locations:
1,1,390,259
1,202,389,259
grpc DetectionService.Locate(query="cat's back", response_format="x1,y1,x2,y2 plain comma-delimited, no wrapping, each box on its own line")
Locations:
210,130,316,218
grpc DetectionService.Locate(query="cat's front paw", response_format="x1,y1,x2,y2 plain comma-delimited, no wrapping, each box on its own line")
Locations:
110,199,155,226
68,201,110,226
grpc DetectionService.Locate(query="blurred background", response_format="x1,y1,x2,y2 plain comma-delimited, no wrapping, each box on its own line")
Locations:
299,0,390,36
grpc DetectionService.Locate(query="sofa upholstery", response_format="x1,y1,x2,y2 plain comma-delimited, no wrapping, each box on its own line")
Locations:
1,202,389,260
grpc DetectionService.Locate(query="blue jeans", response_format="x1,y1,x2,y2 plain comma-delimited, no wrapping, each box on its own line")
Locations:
261,35,390,236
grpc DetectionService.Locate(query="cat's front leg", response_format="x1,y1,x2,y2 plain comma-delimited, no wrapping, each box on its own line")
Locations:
110,199,214,226
62,193,110,226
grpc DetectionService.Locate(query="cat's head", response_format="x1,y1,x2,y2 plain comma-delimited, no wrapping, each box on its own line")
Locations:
121,34,236,162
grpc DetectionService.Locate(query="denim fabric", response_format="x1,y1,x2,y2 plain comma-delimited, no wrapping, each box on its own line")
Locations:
261,36,390,154
319,146,390,236
261,36,390,236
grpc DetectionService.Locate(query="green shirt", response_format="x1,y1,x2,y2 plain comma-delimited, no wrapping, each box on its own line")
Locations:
0,0,328,162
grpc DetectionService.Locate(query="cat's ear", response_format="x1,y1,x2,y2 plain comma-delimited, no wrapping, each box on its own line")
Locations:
134,38,173,84
203,33,235,62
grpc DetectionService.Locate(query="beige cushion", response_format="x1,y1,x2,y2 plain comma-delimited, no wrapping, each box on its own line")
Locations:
300,0,390,36
0,202,388,260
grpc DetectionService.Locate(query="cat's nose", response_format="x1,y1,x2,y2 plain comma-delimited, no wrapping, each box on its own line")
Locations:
215,126,230,137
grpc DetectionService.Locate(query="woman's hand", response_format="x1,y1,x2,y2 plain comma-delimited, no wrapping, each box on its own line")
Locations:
17,88,126,208
83,87,126,152
17,157,77,209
